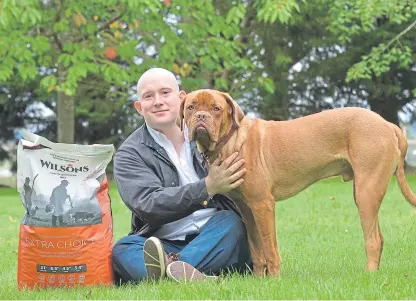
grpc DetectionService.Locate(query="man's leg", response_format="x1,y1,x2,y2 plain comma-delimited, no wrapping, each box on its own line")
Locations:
111,235,183,284
52,215,57,226
177,210,252,276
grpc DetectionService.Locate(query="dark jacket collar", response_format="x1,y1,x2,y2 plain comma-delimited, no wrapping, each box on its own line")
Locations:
141,123,163,150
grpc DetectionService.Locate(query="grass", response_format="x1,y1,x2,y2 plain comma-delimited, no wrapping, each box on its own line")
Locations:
1,177,416,299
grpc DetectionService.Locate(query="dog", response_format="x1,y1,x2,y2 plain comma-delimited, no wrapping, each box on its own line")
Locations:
28,206,39,216
178,89,416,277
73,212,94,223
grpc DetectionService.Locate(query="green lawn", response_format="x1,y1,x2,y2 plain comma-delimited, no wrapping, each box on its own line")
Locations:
1,177,416,299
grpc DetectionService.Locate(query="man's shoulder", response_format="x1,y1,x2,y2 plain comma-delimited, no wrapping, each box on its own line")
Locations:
117,124,146,153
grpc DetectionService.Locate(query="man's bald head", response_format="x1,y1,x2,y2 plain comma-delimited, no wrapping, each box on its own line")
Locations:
134,67,186,132
137,68,179,99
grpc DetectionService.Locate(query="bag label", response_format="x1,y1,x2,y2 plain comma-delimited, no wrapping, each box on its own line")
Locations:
37,264,87,273
17,141,113,228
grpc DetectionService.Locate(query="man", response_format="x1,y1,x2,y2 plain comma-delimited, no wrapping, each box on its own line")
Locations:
112,68,251,284
23,177,33,214
50,180,73,226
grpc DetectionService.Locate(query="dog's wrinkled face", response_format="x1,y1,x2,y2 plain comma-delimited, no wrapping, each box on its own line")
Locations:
178,89,244,152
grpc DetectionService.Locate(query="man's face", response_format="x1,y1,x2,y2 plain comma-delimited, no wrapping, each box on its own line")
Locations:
135,73,185,130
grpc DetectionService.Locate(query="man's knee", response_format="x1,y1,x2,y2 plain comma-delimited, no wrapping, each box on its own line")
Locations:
111,241,125,265
112,235,144,261
111,235,147,284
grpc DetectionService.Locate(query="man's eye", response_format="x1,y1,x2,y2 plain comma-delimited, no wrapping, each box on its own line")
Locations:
162,90,170,95
188,105,194,110
213,107,221,111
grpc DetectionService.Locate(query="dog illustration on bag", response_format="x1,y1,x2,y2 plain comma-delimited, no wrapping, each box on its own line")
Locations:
71,212,95,223
49,180,73,226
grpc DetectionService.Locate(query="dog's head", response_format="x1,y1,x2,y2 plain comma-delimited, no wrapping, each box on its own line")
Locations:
177,89,244,153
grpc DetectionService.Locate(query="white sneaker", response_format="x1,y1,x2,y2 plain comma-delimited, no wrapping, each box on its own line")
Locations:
166,261,219,283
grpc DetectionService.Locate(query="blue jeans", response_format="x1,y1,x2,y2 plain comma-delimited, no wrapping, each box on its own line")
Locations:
112,210,252,284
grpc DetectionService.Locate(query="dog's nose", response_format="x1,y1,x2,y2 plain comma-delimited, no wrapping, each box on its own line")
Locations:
196,113,207,121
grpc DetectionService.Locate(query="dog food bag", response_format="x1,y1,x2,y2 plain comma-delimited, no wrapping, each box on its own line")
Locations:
16,130,115,289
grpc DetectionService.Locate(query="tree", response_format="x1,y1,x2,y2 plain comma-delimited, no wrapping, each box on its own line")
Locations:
1,0,414,149
253,0,416,89
285,0,416,125
0,0,177,143
229,0,416,125
326,0,416,86
0,0,282,143
0,77,55,171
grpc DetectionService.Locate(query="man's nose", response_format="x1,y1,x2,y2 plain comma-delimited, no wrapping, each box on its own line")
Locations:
153,94,163,105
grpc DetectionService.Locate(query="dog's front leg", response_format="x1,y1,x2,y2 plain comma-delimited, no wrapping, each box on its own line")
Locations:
249,194,281,277
235,201,266,276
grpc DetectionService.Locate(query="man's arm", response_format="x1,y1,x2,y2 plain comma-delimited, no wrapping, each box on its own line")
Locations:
67,195,73,208
49,188,56,203
114,148,208,228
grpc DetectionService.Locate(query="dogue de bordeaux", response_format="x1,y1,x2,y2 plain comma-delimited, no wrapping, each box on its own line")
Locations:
177,89,416,277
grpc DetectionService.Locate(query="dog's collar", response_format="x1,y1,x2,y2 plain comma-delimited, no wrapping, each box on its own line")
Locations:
202,123,239,163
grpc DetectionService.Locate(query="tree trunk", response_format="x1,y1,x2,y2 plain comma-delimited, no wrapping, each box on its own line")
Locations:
368,98,400,126
57,64,75,143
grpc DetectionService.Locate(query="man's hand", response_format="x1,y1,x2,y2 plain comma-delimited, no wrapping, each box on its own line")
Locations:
205,152,246,197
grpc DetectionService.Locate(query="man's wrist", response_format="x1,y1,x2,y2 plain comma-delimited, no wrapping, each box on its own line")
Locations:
202,195,215,207
205,177,215,197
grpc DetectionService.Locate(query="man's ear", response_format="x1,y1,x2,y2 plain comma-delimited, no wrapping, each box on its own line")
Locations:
221,92,244,127
179,90,186,100
134,101,143,116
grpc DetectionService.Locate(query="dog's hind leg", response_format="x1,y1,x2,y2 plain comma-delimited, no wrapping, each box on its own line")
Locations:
249,194,281,277
235,201,266,276
353,163,394,271
349,124,400,271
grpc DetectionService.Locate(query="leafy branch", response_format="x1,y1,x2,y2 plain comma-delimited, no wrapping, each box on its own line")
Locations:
346,19,416,83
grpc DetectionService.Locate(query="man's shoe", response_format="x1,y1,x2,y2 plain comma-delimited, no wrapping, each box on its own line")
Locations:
143,237,179,280
166,261,219,283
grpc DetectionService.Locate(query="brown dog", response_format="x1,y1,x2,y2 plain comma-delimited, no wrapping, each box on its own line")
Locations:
178,89,416,277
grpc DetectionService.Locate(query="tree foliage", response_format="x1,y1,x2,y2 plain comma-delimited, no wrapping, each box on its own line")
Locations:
0,0,272,142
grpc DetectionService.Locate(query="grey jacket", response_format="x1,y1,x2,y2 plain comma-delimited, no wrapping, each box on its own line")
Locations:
113,124,239,236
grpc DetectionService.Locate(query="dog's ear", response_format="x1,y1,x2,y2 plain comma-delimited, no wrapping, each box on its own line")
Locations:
175,115,183,131
221,92,244,127
176,95,186,131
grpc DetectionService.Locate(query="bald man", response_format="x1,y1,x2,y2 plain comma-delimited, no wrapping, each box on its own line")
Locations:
112,68,251,284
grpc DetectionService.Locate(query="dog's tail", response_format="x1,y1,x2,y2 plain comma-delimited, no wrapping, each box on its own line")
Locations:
392,123,416,207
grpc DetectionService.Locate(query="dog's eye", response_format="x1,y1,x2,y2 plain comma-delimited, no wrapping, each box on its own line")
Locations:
187,105,194,110
213,107,221,112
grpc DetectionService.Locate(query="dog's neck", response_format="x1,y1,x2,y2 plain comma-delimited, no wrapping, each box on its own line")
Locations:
199,123,239,164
